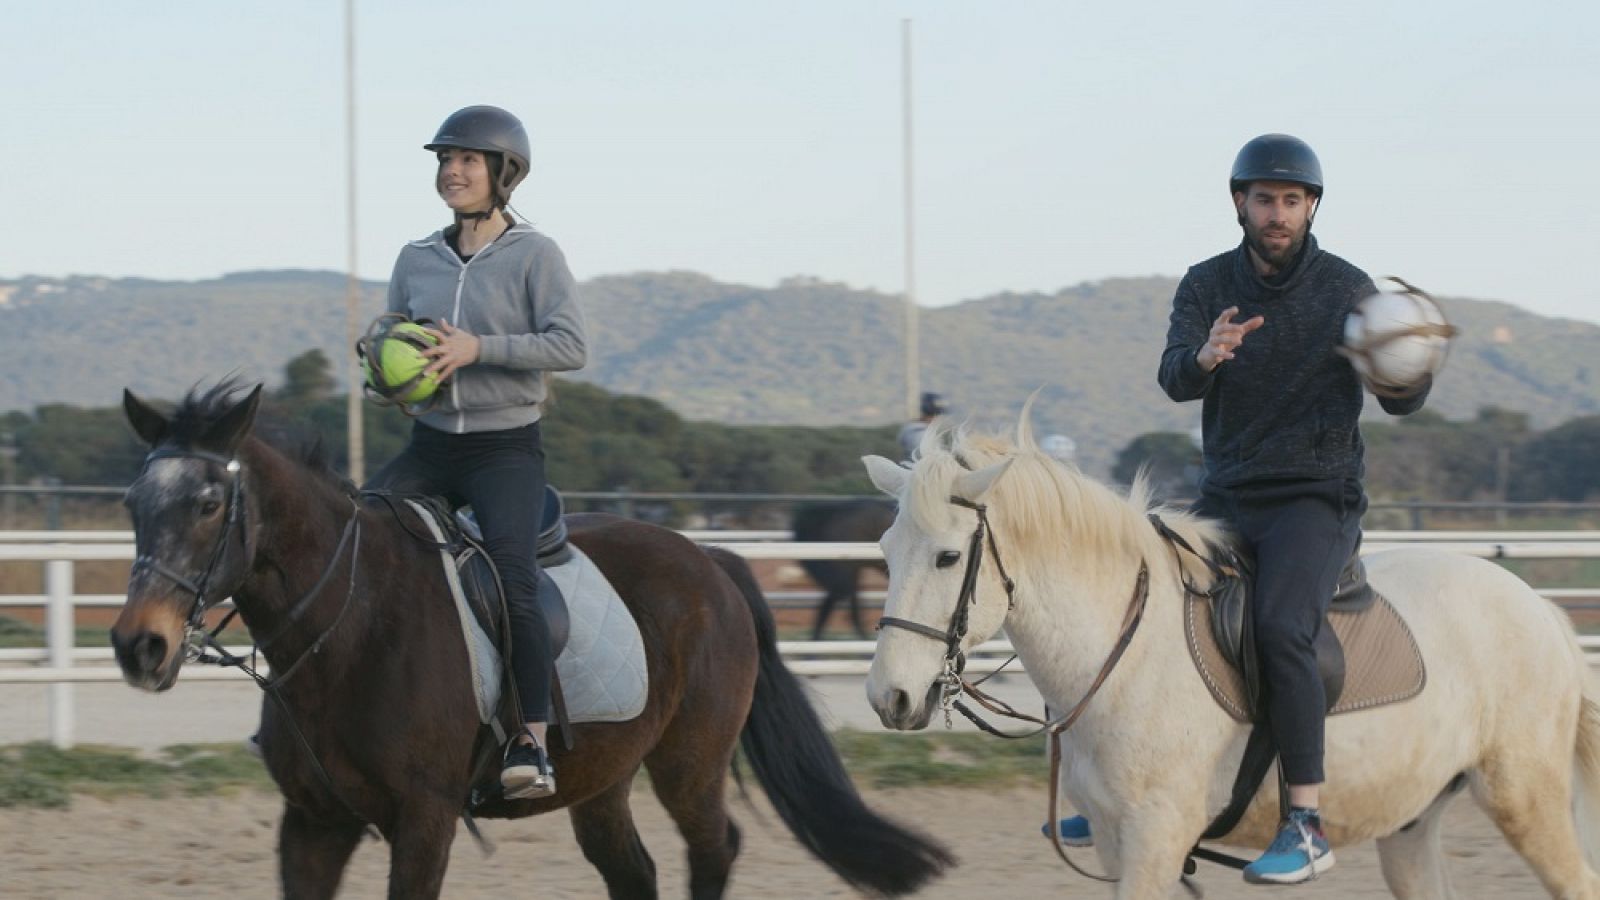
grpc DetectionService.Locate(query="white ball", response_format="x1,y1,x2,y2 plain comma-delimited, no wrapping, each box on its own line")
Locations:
1040,434,1076,462
1343,284,1452,389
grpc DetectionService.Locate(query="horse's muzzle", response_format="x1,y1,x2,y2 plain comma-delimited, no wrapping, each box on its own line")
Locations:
870,682,941,731
110,605,186,692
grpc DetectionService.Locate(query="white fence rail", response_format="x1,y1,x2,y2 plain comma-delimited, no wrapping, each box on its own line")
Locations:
4,532,1600,747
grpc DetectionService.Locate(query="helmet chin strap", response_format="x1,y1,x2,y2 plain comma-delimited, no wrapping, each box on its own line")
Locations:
453,204,510,228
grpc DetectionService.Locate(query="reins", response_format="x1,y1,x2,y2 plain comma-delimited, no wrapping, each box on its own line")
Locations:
133,445,376,832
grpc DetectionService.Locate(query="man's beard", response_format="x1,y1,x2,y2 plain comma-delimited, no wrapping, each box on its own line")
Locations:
1243,220,1307,272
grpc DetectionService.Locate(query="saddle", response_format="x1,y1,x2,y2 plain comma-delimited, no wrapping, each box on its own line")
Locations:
1188,541,1424,724
1204,547,1371,720
1174,531,1427,844
453,483,573,659
396,487,650,810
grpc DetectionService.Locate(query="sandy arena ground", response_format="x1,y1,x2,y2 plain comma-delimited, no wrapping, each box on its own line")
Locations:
0,782,1548,899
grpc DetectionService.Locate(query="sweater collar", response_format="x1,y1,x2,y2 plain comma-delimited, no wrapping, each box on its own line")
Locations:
1233,232,1321,298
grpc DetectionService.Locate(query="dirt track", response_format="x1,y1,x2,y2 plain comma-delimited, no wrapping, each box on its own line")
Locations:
0,783,1547,899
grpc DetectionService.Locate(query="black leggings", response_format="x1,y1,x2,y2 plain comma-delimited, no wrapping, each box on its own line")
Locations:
366,421,552,724
1194,477,1365,786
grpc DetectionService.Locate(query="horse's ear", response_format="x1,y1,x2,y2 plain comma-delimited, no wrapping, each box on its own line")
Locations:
863,455,909,497
201,384,264,453
1017,387,1045,449
953,458,1013,504
123,389,168,447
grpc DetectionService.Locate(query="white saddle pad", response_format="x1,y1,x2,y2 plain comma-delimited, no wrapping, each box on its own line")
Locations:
404,500,649,726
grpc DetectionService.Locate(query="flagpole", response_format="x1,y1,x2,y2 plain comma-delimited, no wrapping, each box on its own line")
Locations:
901,18,919,420
343,0,365,483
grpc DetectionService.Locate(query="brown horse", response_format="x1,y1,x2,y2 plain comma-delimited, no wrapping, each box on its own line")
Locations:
793,499,895,640
110,383,952,899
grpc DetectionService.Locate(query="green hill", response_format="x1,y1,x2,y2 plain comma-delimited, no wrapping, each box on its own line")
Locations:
4,269,1595,475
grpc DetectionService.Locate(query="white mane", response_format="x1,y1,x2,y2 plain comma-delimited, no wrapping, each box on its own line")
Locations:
905,414,1230,590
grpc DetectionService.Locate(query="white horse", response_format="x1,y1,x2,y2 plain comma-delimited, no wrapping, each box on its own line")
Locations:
862,415,1600,899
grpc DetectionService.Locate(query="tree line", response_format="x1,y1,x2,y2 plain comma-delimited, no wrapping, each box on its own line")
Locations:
5,350,1598,504
1114,405,1600,503
1,351,899,497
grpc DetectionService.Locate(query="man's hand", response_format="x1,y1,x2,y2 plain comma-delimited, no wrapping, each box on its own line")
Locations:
1197,306,1265,372
420,320,481,381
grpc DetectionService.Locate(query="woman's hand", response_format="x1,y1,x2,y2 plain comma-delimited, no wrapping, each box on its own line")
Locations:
420,320,481,381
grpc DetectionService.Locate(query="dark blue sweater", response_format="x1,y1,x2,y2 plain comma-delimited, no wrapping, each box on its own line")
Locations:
1157,235,1429,489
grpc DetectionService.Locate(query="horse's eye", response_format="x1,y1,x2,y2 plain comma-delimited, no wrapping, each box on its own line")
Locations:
200,500,222,517
936,550,961,568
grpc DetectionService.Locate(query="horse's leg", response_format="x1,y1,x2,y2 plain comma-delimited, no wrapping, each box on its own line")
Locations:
569,776,659,900
1472,754,1600,899
1376,786,1462,900
647,748,741,900
846,564,869,639
384,804,458,900
1107,809,1198,900
279,803,365,900
811,590,840,641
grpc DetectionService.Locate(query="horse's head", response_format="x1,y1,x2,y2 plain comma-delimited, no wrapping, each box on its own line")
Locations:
860,446,1016,730
112,383,263,691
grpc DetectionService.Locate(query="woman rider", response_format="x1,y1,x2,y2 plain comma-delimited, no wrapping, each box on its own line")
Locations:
370,104,587,799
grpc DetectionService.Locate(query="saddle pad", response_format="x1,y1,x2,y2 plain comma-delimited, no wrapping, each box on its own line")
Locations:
544,545,650,724
404,500,649,725
1186,589,1426,723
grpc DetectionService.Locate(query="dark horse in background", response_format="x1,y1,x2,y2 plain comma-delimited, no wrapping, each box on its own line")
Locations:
792,499,896,640
110,383,952,899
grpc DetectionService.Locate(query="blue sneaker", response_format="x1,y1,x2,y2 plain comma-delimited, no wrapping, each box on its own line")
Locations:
1040,814,1094,847
1243,808,1335,884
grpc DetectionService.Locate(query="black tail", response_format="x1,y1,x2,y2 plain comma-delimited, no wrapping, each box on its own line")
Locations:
703,546,955,896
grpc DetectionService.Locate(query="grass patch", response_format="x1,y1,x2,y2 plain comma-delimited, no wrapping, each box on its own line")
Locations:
830,728,1048,789
0,614,108,650
0,730,1047,811
0,743,273,809
1497,558,1600,590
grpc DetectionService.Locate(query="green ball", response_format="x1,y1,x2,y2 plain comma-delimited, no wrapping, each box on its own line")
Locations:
364,322,441,403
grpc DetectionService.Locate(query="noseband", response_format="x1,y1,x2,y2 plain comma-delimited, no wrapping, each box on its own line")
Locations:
877,494,1017,710
130,447,250,630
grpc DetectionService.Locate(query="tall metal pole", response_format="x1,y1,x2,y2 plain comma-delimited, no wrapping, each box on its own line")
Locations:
901,18,919,421
344,0,365,483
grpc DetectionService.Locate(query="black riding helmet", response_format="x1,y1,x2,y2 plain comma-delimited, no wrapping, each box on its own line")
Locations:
424,105,531,208
1229,133,1323,198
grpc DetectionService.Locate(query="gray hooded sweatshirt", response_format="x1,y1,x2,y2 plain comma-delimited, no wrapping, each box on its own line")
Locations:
387,223,588,433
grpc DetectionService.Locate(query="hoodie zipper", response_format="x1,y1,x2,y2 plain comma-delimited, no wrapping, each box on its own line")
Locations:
451,261,469,433
441,225,518,433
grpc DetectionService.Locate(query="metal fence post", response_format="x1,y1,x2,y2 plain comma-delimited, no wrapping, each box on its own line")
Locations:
46,559,74,748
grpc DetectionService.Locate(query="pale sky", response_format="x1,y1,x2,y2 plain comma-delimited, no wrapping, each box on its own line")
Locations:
3,1,1596,321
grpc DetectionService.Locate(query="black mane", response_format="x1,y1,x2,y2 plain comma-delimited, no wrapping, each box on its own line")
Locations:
164,378,252,446
168,379,356,494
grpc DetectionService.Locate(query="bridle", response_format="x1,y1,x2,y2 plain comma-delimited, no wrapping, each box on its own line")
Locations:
129,445,365,677
877,494,1016,706
130,447,252,632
